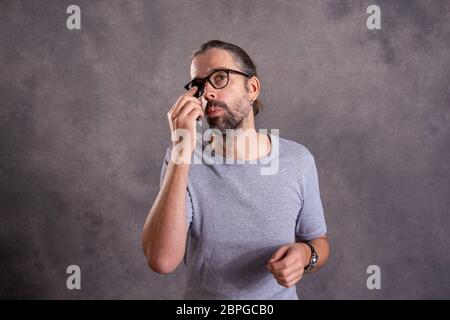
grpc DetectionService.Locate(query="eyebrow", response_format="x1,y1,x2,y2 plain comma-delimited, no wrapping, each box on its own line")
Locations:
191,67,229,81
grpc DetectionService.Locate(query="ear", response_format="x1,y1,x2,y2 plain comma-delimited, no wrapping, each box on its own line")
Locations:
247,76,260,102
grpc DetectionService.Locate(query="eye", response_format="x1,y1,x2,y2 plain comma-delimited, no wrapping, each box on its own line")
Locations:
213,74,227,83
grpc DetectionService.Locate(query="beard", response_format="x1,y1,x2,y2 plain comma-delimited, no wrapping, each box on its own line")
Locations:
205,97,252,135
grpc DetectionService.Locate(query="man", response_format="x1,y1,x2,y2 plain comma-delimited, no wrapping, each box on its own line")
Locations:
142,40,329,299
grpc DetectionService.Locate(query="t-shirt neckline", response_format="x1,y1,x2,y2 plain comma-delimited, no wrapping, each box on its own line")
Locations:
208,133,278,165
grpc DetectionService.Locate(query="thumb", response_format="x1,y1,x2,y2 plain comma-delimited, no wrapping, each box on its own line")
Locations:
268,245,289,263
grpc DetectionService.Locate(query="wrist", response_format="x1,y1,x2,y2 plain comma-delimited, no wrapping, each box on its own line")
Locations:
170,147,193,166
303,242,319,271
299,243,312,267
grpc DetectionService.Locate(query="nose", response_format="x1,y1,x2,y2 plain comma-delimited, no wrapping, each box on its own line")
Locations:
202,81,217,101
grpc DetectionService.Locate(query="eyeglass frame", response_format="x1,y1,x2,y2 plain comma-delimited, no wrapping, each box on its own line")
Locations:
184,68,253,98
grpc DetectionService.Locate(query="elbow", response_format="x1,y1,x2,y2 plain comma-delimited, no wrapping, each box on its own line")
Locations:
146,256,180,274
141,232,183,274
143,243,181,274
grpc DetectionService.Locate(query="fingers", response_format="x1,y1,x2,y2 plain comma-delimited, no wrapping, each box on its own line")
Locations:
283,270,304,288
284,268,304,284
177,100,203,119
266,245,305,288
268,253,297,272
187,107,204,121
271,266,304,288
170,96,202,120
268,262,300,279
267,256,303,287
185,85,198,97
268,245,289,264
167,87,198,116
171,86,198,109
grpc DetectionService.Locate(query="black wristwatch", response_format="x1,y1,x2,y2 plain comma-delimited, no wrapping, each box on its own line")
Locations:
304,242,318,271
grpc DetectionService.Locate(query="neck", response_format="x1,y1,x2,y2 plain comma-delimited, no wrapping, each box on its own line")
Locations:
210,115,271,161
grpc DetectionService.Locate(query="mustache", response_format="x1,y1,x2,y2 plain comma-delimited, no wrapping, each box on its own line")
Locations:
206,100,228,112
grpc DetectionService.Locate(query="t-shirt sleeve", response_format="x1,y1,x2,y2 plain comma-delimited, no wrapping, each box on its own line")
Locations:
295,151,327,241
159,145,193,227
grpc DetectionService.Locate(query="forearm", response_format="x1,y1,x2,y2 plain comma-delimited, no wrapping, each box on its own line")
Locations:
298,236,329,273
142,159,191,273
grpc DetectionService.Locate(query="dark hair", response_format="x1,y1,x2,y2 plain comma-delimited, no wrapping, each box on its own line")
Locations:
191,40,263,117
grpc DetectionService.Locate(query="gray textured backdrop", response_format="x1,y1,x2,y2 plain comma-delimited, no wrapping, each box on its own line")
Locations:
1,0,449,299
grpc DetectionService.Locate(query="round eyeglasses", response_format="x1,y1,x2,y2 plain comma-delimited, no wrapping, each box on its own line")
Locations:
184,68,252,98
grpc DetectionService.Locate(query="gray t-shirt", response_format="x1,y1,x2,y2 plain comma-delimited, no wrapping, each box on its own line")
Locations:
159,133,327,300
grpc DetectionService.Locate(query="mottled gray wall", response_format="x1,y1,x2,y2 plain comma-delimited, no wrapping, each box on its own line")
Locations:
1,0,449,299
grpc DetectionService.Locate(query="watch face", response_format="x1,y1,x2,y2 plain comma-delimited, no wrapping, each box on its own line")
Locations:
311,252,318,265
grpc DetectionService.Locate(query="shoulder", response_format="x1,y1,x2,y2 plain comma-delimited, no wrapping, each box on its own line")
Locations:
277,135,316,166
